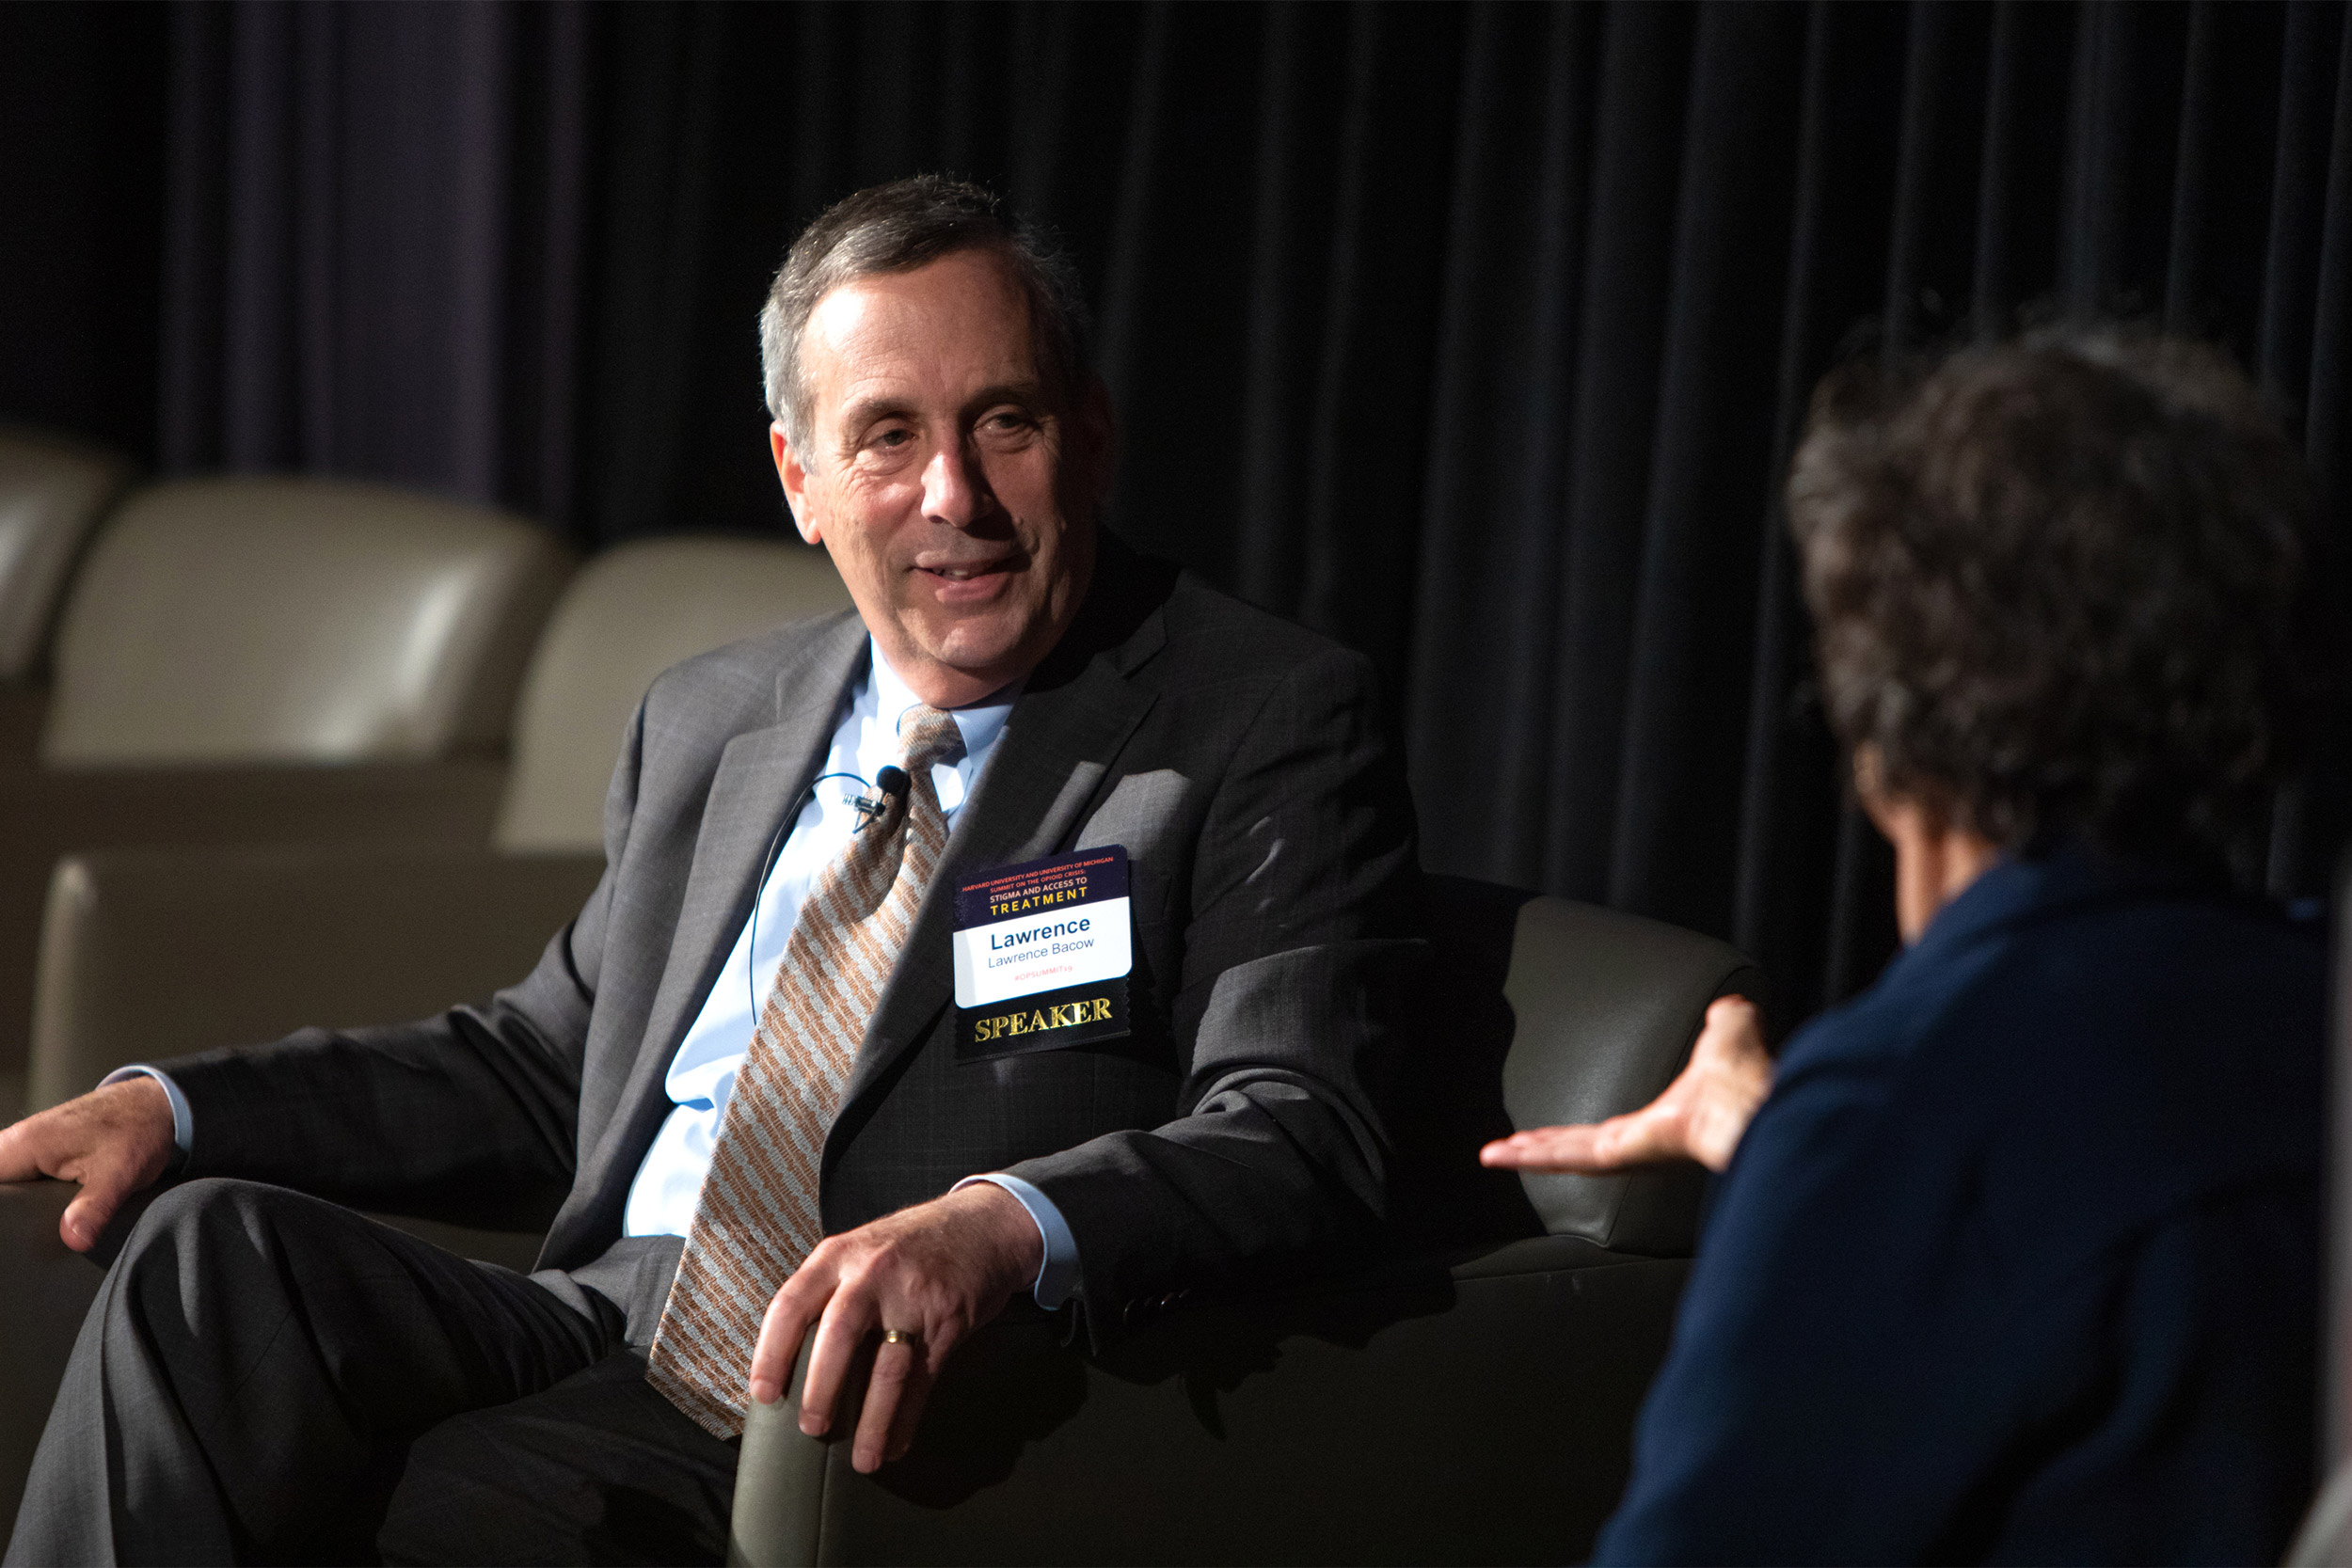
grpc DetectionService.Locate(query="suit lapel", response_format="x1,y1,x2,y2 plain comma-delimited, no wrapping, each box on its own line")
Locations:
833,634,1160,1120
575,619,868,1213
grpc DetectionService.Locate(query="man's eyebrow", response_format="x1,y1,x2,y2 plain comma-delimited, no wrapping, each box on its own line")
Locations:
961,380,1049,412
835,393,916,432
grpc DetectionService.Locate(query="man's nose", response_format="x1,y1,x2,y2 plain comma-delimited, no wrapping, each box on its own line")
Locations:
921,440,990,529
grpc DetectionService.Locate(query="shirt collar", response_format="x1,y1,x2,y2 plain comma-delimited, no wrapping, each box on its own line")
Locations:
867,637,1020,761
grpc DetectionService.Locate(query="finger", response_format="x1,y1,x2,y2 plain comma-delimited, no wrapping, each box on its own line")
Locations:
851,1336,929,1473
796,1283,873,1438
748,1276,819,1408
1480,1125,1606,1169
1696,996,1765,1059
1707,992,1757,1025
59,1161,135,1253
882,1348,937,1465
1483,1102,1686,1173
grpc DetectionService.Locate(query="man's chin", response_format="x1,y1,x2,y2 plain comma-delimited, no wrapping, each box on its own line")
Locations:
896,623,1034,694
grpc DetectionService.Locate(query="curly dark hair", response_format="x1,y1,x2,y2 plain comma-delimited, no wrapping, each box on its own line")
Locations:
1786,328,2321,873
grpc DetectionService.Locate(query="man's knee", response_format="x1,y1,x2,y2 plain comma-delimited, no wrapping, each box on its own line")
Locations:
103,1178,365,1329
115,1176,304,1265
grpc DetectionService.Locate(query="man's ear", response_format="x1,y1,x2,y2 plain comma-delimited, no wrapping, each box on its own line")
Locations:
772,422,820,545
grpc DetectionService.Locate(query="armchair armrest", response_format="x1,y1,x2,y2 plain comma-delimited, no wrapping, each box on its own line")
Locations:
729,1234,1688,1566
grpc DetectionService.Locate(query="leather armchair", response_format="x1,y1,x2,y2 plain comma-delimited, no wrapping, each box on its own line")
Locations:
727,875,1762,1566
0,477,575,1112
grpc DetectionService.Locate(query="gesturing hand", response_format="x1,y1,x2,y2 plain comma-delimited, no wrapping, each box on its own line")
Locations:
748,1180,1043,1474
0,1076,178,1251
1481,994,1773,1176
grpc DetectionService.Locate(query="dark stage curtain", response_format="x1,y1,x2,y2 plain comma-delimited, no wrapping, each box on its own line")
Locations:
32,1,2352,1022
0,3,168,460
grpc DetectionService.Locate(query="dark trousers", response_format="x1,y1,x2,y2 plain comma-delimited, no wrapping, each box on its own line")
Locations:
5,1179,737,1566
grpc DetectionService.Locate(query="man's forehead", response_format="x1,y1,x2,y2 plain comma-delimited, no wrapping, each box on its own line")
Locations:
803,252,1039,386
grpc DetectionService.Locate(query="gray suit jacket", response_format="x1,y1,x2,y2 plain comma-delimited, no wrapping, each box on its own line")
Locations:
160,541,1422,1334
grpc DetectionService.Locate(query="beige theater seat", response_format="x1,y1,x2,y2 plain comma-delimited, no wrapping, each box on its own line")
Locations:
40,476,567,768
0,428,136,765
496,535,856,850
0,476,575,1113
22,534,853,1109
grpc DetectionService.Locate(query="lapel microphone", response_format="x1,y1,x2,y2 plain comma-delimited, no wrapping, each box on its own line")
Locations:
746,764,919,1019
850,765,912,832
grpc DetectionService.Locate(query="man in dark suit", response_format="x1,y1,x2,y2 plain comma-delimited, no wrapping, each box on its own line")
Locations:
1487,330,2325,1562
0,176,1419,1564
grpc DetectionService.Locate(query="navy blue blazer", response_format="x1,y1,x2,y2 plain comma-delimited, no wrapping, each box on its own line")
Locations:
1596,847,2324,1565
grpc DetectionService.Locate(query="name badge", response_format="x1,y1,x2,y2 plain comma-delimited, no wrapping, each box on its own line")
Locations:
951,847,1133,1058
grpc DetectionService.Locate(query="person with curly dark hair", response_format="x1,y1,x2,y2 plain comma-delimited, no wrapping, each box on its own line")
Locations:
1487,328,2329,1562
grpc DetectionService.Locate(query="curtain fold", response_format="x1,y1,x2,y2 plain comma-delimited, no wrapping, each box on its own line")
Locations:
162,0,589,520
149,0,2352,1023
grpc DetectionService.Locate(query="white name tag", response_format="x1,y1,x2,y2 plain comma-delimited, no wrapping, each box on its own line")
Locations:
949,847,1134,1057
952,897,1133,1007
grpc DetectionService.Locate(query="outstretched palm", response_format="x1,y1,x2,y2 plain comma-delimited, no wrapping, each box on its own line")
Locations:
1480,995,1772,1175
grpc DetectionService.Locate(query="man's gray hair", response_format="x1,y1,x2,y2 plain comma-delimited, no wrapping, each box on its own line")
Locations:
759,175,1092,453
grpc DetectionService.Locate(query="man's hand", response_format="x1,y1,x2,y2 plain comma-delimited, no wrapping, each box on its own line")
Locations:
748,1181,1042,1474
0,1076,177,1250
1481,995,1772,1175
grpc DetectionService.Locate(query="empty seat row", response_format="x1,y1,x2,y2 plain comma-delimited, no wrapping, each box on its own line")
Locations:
0,427,853,1118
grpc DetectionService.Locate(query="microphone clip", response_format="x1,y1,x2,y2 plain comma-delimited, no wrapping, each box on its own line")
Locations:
849,765,913,833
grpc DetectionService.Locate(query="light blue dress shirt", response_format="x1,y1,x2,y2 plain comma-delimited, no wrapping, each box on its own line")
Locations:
113,638,1082,1310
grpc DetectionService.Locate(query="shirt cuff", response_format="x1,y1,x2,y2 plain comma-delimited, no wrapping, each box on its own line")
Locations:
953,1173,1080,1310
101,1066,193,1159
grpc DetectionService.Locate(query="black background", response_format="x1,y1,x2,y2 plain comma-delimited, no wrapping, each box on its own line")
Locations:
3,1,2346,1026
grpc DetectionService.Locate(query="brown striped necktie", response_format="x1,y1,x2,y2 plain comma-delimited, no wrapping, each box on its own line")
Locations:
645,704,965,1438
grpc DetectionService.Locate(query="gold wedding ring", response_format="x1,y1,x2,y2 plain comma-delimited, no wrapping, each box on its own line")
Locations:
880,1328,920,1348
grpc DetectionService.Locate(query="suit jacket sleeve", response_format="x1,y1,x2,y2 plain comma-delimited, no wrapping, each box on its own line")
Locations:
1003,641,1422,1324
146,703,653,1229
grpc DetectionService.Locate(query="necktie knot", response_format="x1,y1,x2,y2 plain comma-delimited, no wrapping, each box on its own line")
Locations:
897,705,963,774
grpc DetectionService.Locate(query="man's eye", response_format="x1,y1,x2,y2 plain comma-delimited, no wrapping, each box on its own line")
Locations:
872,428,914,449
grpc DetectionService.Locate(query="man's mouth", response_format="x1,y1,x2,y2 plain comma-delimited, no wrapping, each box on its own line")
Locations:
918,560,1015,582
